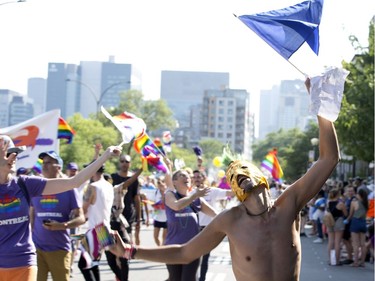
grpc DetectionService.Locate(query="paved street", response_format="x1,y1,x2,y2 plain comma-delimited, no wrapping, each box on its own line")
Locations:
69,225,374,281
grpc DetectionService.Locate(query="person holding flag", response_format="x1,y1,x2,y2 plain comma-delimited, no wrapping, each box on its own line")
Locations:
0,135,122,281
108,76,342,281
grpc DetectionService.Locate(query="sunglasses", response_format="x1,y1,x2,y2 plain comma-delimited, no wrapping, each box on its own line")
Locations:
120,160,130,163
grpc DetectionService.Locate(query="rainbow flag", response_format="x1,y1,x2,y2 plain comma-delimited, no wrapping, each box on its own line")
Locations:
261,149,284,182
101,107,146,144
134,133,168,173
58,117,76,144
32,158,43,174
153,138,165,155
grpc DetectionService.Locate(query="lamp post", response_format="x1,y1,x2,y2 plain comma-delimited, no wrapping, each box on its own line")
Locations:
66,79,129,117
0,0,26,6
308,137,319,168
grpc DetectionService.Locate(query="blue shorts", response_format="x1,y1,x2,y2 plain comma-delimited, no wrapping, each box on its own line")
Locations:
350,217,367,233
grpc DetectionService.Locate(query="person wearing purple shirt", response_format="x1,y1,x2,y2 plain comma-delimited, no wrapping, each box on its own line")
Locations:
30,151,85,281
0,135,122,281
163,166,217,281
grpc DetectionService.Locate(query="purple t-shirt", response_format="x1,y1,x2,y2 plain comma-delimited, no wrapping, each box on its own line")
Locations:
165,191,201,245
0,176,46,268
31,189,81,252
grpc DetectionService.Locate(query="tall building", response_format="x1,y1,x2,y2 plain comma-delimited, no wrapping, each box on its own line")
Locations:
160,70,229,129
0,89,19,127
27,77,47,116
0,90,32,127
258,79,312,139
76,60,132,118
8,95,34,126
47,58,135,118
201,89,254,160
45,63,71,118
259,85,280,140
278,79,310,130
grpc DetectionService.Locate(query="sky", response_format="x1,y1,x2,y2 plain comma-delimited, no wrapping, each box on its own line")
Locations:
0,0,373,113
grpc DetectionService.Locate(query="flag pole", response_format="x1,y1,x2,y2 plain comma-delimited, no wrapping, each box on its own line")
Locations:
286,59,308,78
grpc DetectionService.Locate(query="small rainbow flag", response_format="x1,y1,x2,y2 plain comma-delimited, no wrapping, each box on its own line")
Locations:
32,158,43,174
261,149,284,183
134,133,168,173
83,223,115,261
153,138,165,155
58,117,76,144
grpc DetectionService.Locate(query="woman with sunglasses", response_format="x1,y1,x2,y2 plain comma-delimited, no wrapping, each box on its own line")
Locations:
0,135,122,281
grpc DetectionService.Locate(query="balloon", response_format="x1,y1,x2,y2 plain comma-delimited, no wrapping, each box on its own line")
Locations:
217,169,225,178
212,156,222,167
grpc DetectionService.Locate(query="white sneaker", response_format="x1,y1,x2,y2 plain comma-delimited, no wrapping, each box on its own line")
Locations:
313,238,323,243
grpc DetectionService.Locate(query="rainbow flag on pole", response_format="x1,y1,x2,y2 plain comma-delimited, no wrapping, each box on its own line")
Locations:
134,133,168,173
261,149,284,182
58,117,76,144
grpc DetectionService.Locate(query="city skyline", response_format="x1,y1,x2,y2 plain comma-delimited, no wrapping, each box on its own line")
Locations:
0,0,373,138
0,0,373,96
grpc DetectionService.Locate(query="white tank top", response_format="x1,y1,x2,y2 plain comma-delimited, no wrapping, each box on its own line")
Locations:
87,177,114,229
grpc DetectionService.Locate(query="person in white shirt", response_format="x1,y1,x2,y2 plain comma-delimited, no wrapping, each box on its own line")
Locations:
193,169,233,281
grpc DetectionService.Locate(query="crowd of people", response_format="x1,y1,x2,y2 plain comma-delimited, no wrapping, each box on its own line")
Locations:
0,79,373,281
300,177,374,268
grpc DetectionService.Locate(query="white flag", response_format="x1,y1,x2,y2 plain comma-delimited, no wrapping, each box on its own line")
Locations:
0,110,60,169
309,66,350,122
101,106,146,144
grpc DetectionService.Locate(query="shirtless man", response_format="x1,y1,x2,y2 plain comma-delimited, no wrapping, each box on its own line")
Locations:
109,78,341,281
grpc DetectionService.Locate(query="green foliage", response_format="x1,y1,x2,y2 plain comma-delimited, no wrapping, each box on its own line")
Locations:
71,89,178,174
252,122,319,182
165,144,197,170
336,21,374,162
198,139,226,168
59,113,120,174
101,90,176,133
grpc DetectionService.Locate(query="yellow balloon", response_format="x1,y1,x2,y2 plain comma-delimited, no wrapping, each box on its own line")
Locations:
217,169,225,178
213,156,222,167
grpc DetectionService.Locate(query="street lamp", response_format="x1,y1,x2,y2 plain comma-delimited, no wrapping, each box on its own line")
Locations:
66,79,130,116
308,137,319,168
0,0,26,6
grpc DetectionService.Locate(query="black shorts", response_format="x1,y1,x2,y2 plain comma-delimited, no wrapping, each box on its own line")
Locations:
154,220,167,228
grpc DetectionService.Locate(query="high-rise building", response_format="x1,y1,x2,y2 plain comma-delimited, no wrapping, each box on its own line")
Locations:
8,95,34,126
47,58,135,118
27,77,47,116
77,60,132,118
259,85,280,140
0,89,19,127
45,63,71,118
0,90,32,127
278,79,310,130
160,70,229,129
201,89,254,160
258,79,312,139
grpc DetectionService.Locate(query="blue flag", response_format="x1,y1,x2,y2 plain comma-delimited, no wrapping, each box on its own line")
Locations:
237,0,323,60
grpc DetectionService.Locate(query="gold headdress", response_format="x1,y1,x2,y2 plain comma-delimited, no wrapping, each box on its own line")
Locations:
222,144,269,202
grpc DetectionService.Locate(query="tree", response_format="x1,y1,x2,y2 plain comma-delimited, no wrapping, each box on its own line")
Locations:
335,21,374,163
100,90,176,133
197,139,226,169
59,113,120,174
252,122,319,183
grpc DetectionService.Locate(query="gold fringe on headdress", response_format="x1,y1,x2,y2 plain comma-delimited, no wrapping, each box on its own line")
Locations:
221,144,269,202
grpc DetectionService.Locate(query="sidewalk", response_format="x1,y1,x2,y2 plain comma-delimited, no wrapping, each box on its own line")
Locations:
301,228,374,281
